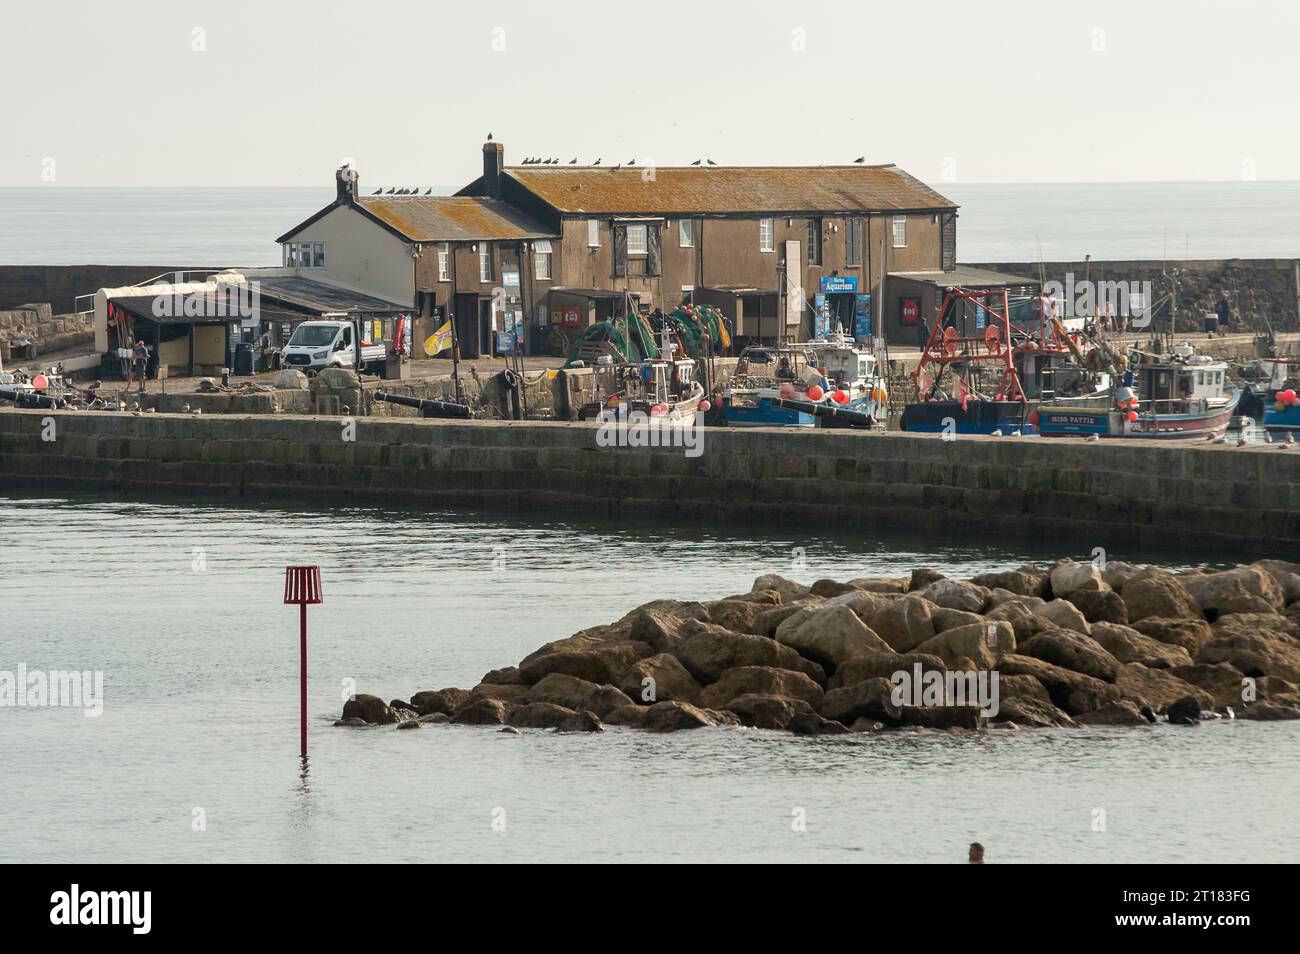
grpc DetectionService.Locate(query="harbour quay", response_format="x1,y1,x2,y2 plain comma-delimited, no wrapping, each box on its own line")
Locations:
1,407,1296,553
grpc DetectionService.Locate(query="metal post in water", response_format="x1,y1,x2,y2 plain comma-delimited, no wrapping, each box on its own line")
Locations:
283,566,323,759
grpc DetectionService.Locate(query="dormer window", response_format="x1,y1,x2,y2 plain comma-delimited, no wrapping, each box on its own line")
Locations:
283,242,325,268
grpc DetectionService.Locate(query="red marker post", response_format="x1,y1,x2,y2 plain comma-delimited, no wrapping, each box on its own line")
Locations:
283,566,323,758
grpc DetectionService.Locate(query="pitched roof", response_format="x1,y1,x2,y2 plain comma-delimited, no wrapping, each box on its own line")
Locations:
277,195,556,244
500,164,956,216
354,195,555,241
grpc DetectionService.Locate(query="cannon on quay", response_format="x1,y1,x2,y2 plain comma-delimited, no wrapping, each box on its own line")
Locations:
374,390,471,419
0,386,66,409
771,396,876,428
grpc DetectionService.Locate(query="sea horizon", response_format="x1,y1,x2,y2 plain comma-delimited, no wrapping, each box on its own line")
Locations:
1,181,1297,267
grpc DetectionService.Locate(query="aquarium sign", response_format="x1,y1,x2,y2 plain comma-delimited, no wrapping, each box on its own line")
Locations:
820,276,858,293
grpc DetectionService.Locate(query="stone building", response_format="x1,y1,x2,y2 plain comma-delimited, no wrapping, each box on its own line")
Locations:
275,142,968,356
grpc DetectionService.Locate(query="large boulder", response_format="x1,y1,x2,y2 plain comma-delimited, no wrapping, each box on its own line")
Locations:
341,693,400,725
526,674,633,717
1114,662,1214,712
1121,569,1201,623
753,601,821,637
676,626,824,685
518,635,651,685
1018,630,1119,681
1067,589,1129,624
627,609,689,653
1032,599,1092,635
1170,662,1249,709
918,578,989,613
507,702,577,729
1131,617,1215,655
705,599,771,635
970,565,1048,598
1166,695,1203,726
1049,560,1106,598
819,677,903,725
1090,623,1193,669
998,673,1054,707
408,687,470,716
480,666,523,685
618,653,701,705
913,621,1015,669
845,576,908,594
897,705,983,730
774,604,892,672
1077,700,1152,726
603,705,647,727
810,578,858,598
1179,567,1285,617
1197,632,1300,682
751,573,810,602
869,594,937,652
1209,612,1300,642
1235,702,1300,721
909,568,946,591
1251,560,1300,604
470,683,530,704
723,693,803,730
272,368,309,389
450,697,508,725
558,709,604,732
1101,560,1143,591
699,666,824,710
991,695,1079,728
827,652,943,690
642,700,720,732
933,608,984,633
998,653,1120,715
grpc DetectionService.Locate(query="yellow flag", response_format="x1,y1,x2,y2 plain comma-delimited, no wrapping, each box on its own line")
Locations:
424,319,454,356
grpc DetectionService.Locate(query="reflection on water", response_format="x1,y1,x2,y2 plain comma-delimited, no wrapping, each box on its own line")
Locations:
0,491,1294,863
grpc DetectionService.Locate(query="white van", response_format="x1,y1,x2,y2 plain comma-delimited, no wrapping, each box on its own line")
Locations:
281,319,386,373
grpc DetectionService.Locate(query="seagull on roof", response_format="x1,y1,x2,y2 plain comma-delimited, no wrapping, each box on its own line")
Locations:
569,158,577,164
385,187,396,194
691,159,702,165
706,159,717,165
424,187,432,195
593,158,601,165
854,156,865,163
372,187,382,194
628,159,636,165
487,132,493,141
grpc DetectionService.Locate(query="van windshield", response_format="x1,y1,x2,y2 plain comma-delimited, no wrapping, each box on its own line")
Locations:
288,325,339,347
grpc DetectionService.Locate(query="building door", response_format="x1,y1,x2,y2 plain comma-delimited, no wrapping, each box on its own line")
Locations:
454,293,479,358
478,299,494,357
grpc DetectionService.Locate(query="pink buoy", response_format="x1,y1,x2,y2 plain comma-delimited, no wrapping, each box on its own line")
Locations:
32,374,48,390
698,399,711,412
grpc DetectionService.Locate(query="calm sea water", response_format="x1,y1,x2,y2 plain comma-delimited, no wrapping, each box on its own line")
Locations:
1,493,1295,863
0,182,1297,266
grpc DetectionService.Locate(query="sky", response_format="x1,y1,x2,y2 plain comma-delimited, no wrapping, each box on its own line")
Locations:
4,0,1298,187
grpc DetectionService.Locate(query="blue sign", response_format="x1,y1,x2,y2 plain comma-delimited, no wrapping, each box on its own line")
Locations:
854,294,873,339
814,294,829,337
820,276,859,294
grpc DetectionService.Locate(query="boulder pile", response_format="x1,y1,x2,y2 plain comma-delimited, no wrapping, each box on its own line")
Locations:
338,559,1300,734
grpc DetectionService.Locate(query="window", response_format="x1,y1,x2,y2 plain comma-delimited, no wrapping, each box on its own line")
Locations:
626,224,648,256
437,243,450,282
846,218,862,266
587,219,600,247
892,215,907,248
679,219,694,248
282,242,325,267
807,219,821,265
479,244,492,282
759,218,774,252
534,240,552,280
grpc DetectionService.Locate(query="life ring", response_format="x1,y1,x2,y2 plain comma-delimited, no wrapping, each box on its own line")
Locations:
502,368,521,389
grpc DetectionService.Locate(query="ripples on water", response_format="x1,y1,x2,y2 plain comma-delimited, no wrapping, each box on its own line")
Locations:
1,493,1295,863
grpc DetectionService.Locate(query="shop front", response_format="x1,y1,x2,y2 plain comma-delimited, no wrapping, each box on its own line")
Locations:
815,275,873,342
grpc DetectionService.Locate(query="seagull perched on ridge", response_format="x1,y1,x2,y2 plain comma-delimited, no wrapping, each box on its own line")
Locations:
691,159,702,165
593,158,601,165
854,156,865,163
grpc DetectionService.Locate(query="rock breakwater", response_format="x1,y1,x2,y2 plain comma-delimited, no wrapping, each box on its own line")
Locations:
339,558,1300,734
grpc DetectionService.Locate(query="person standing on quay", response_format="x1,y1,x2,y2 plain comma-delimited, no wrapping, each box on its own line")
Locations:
1215,290,1231,336
130,339,150,394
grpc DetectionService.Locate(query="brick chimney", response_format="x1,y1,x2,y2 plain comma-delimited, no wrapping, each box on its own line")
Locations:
336,164,359,204
482,141,504,198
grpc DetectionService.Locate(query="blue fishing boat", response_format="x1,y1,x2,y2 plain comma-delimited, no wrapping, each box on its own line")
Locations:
1255,357,1300,433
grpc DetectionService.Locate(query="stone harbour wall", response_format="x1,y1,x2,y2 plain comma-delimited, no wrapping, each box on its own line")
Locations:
1,409,1297,554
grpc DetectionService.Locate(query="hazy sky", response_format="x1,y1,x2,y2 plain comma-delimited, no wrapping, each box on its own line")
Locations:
6,0,1297,187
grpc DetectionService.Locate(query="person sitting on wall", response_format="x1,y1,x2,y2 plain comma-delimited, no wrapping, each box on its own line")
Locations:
9,325,35,359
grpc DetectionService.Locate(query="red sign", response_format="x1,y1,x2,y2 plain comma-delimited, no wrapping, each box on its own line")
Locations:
900,298,921,325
